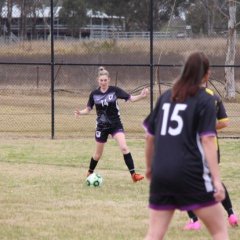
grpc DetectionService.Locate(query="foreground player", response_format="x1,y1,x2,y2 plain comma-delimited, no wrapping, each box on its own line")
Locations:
75,67,148,182
143,52,229,239
184,88,238,230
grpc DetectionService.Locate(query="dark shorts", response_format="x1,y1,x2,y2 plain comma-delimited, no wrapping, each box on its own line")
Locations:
95,122,124,143
149,191,217,211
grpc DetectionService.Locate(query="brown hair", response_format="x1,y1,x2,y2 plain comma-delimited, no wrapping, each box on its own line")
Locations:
172,52,209,102
98,66,110,78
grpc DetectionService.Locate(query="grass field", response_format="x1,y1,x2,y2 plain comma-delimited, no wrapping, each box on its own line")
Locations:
0,138,239,240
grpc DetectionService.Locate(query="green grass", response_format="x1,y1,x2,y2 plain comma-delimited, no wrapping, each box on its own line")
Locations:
0,138,239,240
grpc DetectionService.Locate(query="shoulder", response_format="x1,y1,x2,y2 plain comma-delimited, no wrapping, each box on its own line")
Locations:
153,89,171,109
108,86,114,90
110,86,123,92
198,88,215,101
90,88,100,95
158,89,171,98
159,89,172,101
204,88,222,104
196,88,216,113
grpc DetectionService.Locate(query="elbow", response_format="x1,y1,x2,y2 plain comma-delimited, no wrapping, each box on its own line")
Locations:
201,135,216,148
129,96,135,102
216,120,229,130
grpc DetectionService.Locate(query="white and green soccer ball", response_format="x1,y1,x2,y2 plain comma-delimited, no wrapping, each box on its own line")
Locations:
86,173,103,187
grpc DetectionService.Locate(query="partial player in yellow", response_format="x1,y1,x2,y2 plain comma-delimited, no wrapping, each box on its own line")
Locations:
184,83,238,230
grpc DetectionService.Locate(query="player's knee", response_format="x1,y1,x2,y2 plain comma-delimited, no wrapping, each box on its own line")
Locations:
93,154,101,161
119,145,129,154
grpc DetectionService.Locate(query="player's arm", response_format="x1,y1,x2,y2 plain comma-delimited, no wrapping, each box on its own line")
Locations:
201,135,225,202
199,96,225,202
145,134,154,180
216,118,229,130
75,92,94,117
216,97,229,130
130,88,148,102
74,107,91,117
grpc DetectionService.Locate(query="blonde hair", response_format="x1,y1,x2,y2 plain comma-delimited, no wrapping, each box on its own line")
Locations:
98,66,110,78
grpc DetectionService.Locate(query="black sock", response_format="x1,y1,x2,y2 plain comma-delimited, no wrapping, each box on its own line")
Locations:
222,183,234,216
123,152,135,175
88,157,98,173
187,210,198,222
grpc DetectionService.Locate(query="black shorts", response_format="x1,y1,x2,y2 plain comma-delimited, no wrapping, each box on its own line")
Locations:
148,167,218,211
149,191,217,211
95,122,124,143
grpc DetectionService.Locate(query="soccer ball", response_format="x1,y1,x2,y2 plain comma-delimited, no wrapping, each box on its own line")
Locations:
86,173,103,187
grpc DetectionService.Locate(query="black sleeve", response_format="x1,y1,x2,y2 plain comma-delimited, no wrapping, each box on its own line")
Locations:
215,95,228,120
143,97,161,136
115,86,130,101
198,97,217,136
87,91,94,109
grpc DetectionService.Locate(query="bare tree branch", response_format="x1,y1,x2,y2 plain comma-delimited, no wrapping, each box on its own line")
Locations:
214,0,229,19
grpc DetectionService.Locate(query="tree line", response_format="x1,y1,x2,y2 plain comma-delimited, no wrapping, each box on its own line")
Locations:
0,0,240,38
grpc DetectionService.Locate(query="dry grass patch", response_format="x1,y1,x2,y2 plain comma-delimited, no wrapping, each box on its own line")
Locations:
0,38,239,57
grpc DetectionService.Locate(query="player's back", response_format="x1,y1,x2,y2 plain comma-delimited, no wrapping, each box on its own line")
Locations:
151,88,216,191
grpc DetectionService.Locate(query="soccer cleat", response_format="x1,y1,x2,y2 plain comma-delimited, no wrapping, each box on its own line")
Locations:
228,214,238,227
183,220,201,230
131,173,144,182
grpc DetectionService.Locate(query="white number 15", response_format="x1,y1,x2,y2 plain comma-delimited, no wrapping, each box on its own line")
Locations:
161,103,187,136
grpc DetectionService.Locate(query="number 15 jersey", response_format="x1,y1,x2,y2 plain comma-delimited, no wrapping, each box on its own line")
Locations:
143,88,217,194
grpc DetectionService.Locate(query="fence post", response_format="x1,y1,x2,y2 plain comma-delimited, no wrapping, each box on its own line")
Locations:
150,0,154,112
50,0,55,139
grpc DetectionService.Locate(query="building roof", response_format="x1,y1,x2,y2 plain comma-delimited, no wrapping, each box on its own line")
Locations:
1,5,61,18
1,5,123,19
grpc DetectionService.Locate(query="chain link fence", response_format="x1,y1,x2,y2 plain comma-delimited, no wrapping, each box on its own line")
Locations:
0,1,239,139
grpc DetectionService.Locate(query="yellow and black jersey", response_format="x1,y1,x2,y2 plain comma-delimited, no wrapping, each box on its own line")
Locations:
205,88,228,123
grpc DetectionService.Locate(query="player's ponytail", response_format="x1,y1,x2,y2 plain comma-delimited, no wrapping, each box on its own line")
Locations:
172,52,209,102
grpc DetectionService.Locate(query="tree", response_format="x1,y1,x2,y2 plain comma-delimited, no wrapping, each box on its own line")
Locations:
87,0,187,31
6,0,14,37
15,0,33,40
59,0,87,37
0,0,6,36
185,0,229,36
186,2,207,34
224,0,237,100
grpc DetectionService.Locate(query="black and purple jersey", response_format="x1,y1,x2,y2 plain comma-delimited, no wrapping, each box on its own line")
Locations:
87,86,130,127
143,88,218,210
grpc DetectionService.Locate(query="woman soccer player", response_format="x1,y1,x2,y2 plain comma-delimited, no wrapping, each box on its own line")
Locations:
184,88,238,230
143,52,229,240
75,67,148,182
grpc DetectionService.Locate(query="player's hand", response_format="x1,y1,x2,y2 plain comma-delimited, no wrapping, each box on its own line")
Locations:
213,181,225,202
74,109,81,118
141,88,149,98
